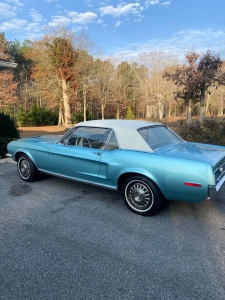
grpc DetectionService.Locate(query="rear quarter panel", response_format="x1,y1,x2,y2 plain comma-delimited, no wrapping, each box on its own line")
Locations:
99,149,212,202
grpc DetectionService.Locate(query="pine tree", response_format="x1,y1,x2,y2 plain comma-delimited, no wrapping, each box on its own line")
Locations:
125,106,135,120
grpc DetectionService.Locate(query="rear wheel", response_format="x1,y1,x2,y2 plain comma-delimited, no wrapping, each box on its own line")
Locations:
122,176,163,216
17,154,39,182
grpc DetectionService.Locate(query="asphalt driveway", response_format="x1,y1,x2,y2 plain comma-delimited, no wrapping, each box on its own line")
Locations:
0,161,225,300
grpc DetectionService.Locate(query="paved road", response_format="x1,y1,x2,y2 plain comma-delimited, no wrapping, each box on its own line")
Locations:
0,161,225,300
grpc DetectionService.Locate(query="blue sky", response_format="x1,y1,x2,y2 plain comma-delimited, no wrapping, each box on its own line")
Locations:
0,0,225,61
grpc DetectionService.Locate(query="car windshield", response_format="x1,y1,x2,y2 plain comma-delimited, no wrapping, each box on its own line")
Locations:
138,125,182,150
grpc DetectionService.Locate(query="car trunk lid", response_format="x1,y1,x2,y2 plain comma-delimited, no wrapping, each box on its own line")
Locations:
156,142,225,184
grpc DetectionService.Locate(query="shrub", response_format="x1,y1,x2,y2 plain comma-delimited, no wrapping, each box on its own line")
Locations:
73,111,94,123
0,113,20,157
16,107,28,126
0,137,8,157
125,106,135,120
17,105,58,126
180,118,225,145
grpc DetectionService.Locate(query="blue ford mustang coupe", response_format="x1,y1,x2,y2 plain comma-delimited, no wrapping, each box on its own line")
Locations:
7,120,225,216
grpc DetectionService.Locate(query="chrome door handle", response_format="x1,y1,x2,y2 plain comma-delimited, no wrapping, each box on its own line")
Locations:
93,151,101,156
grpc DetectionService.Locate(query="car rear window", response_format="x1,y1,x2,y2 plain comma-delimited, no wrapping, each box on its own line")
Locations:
138,125,182,150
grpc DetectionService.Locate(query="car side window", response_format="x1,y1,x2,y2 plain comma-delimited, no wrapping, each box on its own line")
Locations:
106,131,119,150
68,127,110,149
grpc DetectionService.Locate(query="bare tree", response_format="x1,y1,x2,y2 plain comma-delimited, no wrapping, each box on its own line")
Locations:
92,59,115,119
137,51,177,120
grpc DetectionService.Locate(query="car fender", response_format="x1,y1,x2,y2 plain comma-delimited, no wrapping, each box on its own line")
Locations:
14,149,37,167
117,167,162,193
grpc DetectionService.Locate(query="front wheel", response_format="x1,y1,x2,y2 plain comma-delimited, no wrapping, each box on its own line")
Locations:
122,176,163,216
17,154,39,182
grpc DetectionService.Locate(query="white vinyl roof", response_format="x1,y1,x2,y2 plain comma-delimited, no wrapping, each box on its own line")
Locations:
75,119,162,152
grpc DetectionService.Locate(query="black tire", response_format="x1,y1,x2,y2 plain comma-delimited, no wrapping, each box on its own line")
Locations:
122,176,163,216
17,154,39,182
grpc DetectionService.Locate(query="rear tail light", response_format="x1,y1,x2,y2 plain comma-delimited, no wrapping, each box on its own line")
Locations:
184,182,202,188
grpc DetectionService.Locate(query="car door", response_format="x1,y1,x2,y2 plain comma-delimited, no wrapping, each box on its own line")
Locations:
48,126,110,183
98,130,121,188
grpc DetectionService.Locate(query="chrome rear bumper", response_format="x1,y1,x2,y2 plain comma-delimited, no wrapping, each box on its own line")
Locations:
208,175,225,200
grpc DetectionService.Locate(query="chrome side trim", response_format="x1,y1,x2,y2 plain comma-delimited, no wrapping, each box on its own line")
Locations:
38,169,118,191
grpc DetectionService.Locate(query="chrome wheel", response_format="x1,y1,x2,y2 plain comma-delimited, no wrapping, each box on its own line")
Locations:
125,180,154,212
17,154,39,182
19,157,31,179
122,176,163,216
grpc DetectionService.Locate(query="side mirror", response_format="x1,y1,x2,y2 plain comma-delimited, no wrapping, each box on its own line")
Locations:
63,138,69,146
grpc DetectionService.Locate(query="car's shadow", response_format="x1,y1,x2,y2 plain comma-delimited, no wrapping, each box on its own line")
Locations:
37,171,225,217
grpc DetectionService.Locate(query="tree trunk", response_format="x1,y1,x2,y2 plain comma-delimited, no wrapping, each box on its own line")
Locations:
101,99,104,120
158,101,163,120
58,100,64,127
168,104,171,118
146,104,152,118
219,93,223,115
83,84,87,122
205,92,210,116
186,99,192,125
62,79,72,129
199,89,205,123
116,107,120,119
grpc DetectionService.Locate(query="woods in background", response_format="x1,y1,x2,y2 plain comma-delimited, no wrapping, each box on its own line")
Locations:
0,28,225,127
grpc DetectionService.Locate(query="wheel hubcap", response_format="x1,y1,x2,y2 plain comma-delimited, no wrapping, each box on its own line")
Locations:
20,159,30,178
133,188,146,202
125,180,154,211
